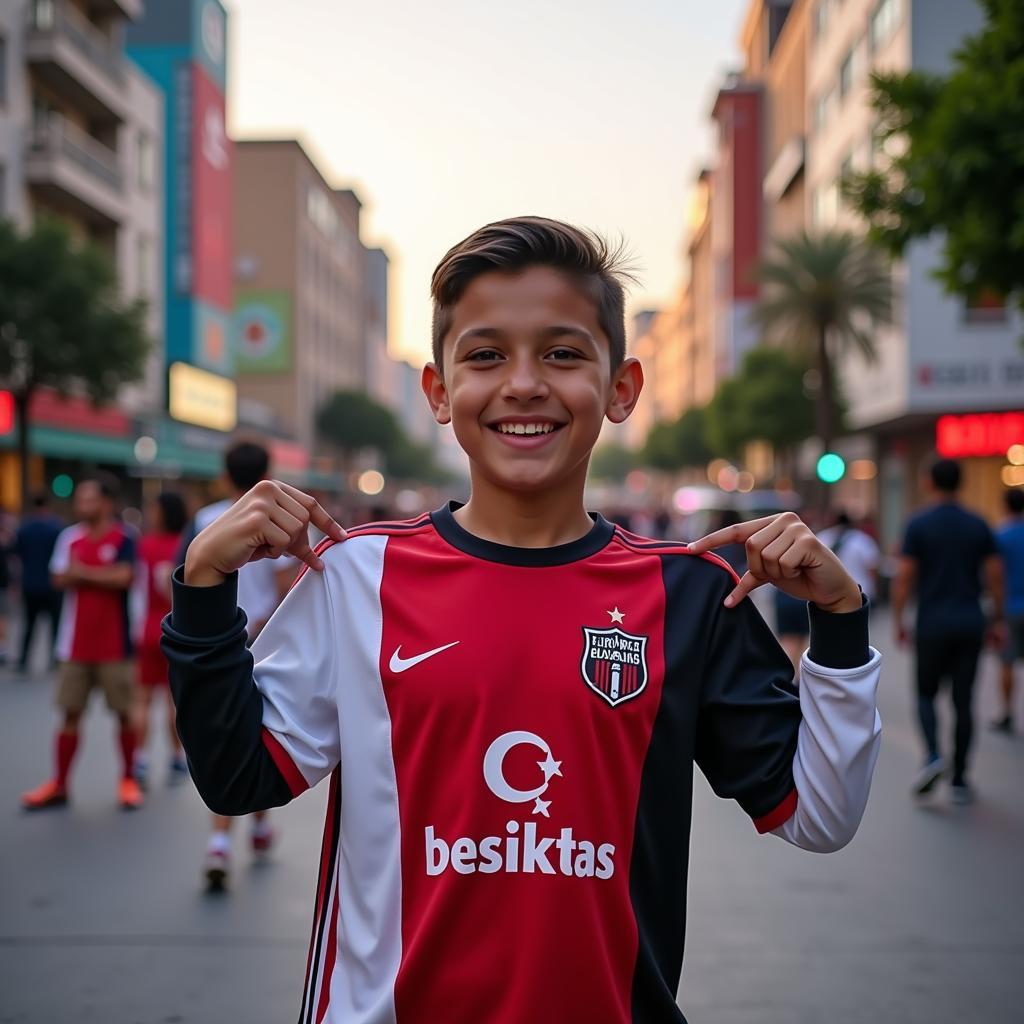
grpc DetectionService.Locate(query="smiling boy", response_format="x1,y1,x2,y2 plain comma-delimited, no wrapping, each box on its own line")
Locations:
163,217,882,1023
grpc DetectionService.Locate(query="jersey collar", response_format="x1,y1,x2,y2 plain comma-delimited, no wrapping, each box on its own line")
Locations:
431,501,614,567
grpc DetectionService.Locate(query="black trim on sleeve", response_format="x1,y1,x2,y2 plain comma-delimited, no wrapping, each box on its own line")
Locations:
161,568,293,816
808,594,870,669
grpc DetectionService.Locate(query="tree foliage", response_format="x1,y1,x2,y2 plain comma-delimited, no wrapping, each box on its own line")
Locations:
704,347,819,458
588,442,639,481
641,406,713,471
844,0,1024,317
317,390,401,454
0,218,150,508
752,231,892,451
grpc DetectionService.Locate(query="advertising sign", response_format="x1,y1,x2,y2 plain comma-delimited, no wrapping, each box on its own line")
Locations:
191,64,232,311
168,362,237,432
193,302,233,376
192,0,228,92
234,291,292,373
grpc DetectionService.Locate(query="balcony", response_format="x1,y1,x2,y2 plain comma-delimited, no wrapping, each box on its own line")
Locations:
24,0,129,122
25,114,127,227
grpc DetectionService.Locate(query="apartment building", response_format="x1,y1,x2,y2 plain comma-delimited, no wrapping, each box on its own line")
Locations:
0,0,164,504
232,139,371,457
806,0,1024,536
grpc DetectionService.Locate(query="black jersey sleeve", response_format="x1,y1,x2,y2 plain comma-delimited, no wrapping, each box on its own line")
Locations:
161,568,295,815
694,570,802,827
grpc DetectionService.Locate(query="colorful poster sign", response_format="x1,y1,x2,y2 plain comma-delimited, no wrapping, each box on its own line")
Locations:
168,362,237,432
191,64,232,310
193,302,233,375
193,0,228,92
234,291,292,373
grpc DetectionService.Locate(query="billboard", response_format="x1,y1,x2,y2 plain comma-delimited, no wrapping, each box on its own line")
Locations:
191,64,232,311
168,362,237,432
234,291,292,373
193,0,228,93
193,301,233,376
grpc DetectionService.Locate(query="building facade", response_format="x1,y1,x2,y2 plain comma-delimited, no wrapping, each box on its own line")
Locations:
0,0,166,506
232,139,371,459
805,0,1024,539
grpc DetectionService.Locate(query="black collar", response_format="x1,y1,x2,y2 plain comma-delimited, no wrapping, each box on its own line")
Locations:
430,501,614,567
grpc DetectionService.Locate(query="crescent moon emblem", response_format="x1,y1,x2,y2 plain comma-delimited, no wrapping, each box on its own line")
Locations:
483,731,551,804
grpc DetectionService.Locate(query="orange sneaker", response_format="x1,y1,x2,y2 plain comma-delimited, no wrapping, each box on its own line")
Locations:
118,776,144,811
22,779,68,810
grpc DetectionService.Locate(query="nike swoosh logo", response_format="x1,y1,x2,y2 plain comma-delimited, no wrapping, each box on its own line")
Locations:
389,641,460,674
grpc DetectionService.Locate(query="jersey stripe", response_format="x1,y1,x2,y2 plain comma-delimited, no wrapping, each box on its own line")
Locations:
315,867,342,1023
753,788,798,834
300,767,341,1023
261,727,309,798
612,530,742,585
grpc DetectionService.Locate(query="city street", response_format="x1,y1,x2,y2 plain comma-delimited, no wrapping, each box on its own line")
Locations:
2,611,1023,1024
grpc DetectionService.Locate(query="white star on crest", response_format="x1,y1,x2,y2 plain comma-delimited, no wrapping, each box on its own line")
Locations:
608,607,625,624
532,797,551,817
537,752,563,781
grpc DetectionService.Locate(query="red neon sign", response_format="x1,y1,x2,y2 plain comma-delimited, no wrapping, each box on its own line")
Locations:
0,392,13,435
936,412,1024,458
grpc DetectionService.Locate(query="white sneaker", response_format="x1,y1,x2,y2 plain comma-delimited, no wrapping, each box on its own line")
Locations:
204,847,230,892
911,756,945,796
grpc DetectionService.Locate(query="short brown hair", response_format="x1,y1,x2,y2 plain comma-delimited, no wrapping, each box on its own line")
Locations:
430,216,635,371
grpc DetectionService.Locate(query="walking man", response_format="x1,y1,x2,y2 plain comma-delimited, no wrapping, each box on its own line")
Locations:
14,493,64,674
892,458,1003,803
21,475,143,810
818,510,880,606
993,488,1024,732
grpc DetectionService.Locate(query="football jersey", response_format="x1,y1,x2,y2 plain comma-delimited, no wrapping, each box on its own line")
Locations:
163,504,881,1024
51,522,135,663
134,532,181,647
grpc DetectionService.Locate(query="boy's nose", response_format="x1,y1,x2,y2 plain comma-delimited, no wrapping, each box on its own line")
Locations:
500,363,550,402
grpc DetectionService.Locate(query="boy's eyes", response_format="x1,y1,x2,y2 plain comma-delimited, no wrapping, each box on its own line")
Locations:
464,348,583,364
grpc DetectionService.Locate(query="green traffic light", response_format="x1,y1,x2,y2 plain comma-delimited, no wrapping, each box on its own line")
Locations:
816,453,846,484
52,474,74,499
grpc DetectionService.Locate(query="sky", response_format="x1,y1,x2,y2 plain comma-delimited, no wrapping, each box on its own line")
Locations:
226,0,747,364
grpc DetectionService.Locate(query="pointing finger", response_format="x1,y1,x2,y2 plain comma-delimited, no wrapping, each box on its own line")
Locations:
278,482,347,542
289,532,325,572
687,516,779,555
723,571,767,608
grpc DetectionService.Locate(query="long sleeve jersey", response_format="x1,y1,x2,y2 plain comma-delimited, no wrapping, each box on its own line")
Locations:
162,504,882,1024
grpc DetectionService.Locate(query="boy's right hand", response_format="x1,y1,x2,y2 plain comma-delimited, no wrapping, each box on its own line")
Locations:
184,480,347,588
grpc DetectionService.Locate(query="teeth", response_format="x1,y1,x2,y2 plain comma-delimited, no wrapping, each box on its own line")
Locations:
497,423,555,435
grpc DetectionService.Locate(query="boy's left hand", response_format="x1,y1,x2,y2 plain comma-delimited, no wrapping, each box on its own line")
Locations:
688,512,862,614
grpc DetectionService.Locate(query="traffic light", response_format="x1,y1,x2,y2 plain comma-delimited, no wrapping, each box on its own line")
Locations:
816,452,846,484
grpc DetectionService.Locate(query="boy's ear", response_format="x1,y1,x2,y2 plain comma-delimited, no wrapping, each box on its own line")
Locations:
422,363,452,425
605,357,644,425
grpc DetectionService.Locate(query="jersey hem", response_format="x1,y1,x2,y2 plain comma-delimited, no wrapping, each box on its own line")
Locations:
261,726,310,797
753,788,798,833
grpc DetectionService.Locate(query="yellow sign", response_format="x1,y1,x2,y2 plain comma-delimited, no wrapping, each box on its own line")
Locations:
168,362,237,431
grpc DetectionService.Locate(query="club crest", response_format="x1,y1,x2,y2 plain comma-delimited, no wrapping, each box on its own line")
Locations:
580,626,648,707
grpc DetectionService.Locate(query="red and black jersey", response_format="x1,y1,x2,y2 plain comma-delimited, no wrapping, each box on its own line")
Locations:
163,503,876,1024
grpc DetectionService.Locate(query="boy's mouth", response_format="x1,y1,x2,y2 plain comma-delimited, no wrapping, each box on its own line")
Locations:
486,419,567,447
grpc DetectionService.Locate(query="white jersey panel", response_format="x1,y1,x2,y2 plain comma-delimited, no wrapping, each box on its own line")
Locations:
325,535,402,1024
51,524,84,662
772,649,882,853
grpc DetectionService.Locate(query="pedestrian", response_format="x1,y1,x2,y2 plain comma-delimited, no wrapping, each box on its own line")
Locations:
992,487,1024,733
162,218,882,1022
892,458,1004,803
14,493,64,674
0,508,15,665
179,440,298,891
21,474,143,811
132,491,189,788
818,510,880,605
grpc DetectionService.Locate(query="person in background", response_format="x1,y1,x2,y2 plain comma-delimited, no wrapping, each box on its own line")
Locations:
21,475,143,811
893,458,1003,804
15,495,65,674
993,488,1024,733
133,492,189,787
818,510,880,606
0,509,15,665
179,440,298,891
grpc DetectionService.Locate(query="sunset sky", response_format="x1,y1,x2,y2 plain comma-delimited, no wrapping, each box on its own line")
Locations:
227,0,747,364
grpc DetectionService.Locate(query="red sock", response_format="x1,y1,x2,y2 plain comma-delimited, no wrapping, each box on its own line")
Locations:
55,730,79,790
118,728,137,781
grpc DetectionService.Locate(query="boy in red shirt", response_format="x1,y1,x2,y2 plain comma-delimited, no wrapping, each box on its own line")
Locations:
132,491,189,788
163,218,881,1022
23,475,143,811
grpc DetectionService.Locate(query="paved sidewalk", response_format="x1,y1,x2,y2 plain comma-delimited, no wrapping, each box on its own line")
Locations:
0,610,1022,1023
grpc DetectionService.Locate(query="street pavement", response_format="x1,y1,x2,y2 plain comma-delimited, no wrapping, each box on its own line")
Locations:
1,609,1023,1023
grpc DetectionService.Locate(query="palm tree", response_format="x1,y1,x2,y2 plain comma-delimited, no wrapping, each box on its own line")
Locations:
752,230,894,457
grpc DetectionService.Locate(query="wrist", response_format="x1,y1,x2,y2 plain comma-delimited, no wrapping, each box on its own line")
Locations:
813,585,863,616
184,543,227,588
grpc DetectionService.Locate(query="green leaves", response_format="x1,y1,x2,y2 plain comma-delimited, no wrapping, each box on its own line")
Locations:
845,0,1024,316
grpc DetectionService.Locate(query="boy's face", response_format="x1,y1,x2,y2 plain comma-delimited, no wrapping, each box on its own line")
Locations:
423,266,642,495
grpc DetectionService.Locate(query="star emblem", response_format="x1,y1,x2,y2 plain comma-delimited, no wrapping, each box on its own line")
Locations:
537,752,563,781
607,607,625,624
532,797,551,817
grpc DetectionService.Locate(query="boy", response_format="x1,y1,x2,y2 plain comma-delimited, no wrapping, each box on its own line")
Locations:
163,218,882,1023
23,475,142,811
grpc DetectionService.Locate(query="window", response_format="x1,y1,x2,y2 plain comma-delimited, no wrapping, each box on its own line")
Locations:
30,0,55,30
812,181,839,228
136,132,154,191
0,35,7,107
136,235,151,297
813,87,834,134
870,0,900,53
